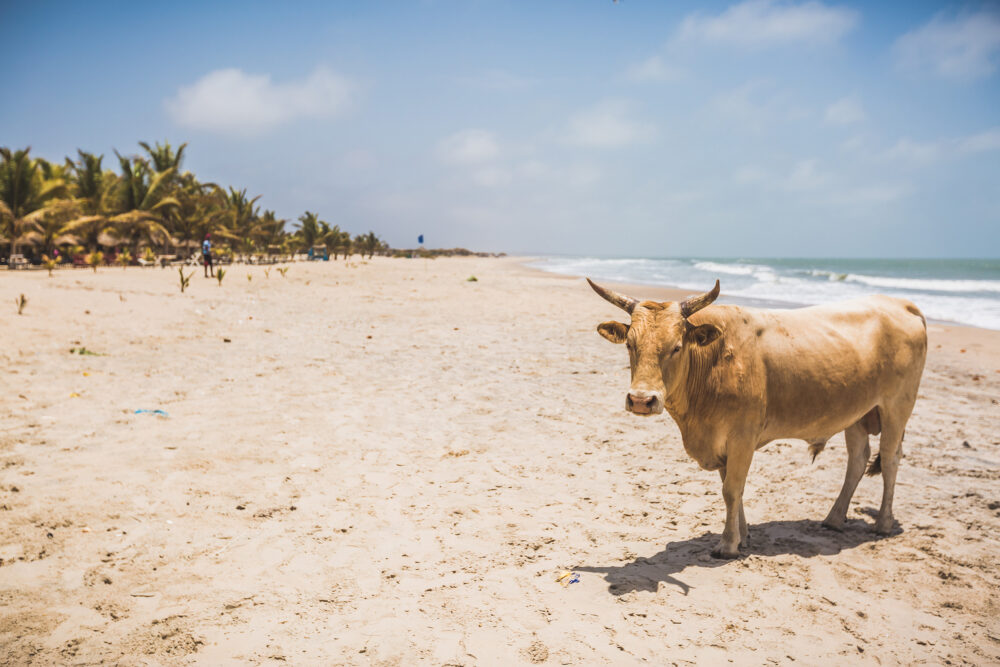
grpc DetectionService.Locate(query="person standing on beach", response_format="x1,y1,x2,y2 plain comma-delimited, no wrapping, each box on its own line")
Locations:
202,233,214,278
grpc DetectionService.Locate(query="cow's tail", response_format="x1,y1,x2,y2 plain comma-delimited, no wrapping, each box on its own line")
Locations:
866,428,905,476
808,441,826,463
865,453,881,476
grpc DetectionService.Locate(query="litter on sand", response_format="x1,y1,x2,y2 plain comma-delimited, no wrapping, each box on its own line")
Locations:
556,571,580,586
134,409,170,418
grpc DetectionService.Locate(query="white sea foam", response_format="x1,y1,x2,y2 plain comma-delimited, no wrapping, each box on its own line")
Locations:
533,256,1000,330
842,274,1000,294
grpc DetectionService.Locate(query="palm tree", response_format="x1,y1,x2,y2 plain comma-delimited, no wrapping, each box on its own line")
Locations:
109,152,178,255
257,209,287,252
338,230,353,260
18,204,79,257
61,151,118,252
139,140,187,173
0,147,69,267
167,173,227,255
223,188,262,254
321,222,343,259
297,211,320,252
358,231,380,259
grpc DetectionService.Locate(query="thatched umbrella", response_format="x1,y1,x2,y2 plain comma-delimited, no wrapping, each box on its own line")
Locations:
97,230,119,248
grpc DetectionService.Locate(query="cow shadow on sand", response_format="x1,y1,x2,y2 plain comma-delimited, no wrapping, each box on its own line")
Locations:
576,512,898,597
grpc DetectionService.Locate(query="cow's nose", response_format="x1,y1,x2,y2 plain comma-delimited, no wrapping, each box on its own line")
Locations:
626,393,659,415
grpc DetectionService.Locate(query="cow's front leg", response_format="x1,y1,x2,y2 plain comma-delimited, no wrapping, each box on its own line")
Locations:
712,447,753,559
719,469,749,547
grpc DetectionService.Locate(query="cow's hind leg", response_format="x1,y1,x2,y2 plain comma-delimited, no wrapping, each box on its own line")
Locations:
873,416,906,535
822,421,869,531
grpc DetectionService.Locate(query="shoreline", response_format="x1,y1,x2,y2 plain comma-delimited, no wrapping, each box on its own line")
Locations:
512,255,1000,375
518,255,1000,332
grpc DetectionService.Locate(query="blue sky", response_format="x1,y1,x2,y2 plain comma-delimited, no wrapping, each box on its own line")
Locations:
2,1,999,256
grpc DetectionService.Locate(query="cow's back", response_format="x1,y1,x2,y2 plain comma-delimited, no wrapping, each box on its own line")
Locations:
690,296,927,444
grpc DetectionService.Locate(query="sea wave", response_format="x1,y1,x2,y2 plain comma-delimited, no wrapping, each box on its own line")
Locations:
842,274,1000,294
532,256,1000,330
693,260,777,281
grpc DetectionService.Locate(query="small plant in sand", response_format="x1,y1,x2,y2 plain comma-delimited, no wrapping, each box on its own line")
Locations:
178,267,193,293
246,273,252,283
85,251,104,272
216,268,226,286
466,275,478,282
142,247,156,266
264,268,271,279
117,249,132,269
41,255,58,277
15,294,27,315
277,267,288,278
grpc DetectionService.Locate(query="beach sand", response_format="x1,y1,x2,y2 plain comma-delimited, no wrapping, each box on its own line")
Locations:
1,257,999,665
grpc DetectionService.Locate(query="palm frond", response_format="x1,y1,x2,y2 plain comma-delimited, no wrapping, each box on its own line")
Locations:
61,215,106,233
141,166,177,208
110,210,158,225
150,195,181,212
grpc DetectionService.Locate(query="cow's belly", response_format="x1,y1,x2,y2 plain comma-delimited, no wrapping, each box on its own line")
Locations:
756,325,885,442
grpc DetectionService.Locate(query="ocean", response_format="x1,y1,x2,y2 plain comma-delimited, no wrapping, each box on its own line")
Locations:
532,257,1000,331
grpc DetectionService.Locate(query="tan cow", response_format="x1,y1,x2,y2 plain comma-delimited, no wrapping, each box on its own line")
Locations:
589,278,927,558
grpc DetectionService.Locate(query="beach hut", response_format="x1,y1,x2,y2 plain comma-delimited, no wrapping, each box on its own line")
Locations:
308,244,329,261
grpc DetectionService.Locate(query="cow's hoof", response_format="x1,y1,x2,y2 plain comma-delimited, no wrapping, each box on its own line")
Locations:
821,518,844,532
874,522,894,536
710,546,740,559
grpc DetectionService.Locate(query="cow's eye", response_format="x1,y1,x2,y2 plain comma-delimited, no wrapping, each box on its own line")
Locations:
671,344,682,355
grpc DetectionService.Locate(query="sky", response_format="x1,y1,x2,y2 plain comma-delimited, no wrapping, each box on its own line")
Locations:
2,0,999,257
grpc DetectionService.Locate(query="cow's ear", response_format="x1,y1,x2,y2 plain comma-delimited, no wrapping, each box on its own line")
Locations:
597,321,628,344
686,322,722,347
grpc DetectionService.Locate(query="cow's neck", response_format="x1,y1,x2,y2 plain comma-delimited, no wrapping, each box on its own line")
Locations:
662,378,691,428
661,353,705,432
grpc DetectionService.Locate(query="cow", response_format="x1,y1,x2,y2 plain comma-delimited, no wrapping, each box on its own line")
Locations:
588,278,927,558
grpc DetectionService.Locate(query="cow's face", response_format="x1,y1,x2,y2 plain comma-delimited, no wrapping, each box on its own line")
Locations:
589,279,721,416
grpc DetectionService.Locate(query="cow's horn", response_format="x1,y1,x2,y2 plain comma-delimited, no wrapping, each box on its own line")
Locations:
587,278,637,314
679,280,720,318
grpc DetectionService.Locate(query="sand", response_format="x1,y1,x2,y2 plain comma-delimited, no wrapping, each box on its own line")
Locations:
1,257,999,665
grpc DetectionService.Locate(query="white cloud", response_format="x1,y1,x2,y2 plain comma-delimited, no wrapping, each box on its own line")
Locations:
518,160,601,187
438,129,501,164
733,159,828,191
471,167,512,188
710,81,807,132
341,148,378,171
166,67,354,134
958,127,1000,154
894,10,1000,81
677,0,858,48
459,69,537,91
824,96,865,125
734,165,769,185
565,100,654,148
841,184,910,204
882,128,1000,164
882,138,942,164
785,159,827,190
625,56,683,83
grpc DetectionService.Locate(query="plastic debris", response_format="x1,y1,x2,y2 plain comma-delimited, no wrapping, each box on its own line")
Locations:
556,571,580,586
134,409,170,418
